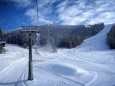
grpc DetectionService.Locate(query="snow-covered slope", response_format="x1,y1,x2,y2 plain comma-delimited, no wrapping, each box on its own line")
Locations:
77,25,112,51
0,25,115,86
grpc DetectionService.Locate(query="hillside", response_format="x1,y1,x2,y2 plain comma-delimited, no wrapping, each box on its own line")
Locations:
3,23,104,49
77,24,112,51
0,25,115,86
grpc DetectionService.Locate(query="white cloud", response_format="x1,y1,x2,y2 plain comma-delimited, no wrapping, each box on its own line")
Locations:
10,0,31,7
57,0,115,25
25,8,53,25
11,0,115,25
57,0,68,13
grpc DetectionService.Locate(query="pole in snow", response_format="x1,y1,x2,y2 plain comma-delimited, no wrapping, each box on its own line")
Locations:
28,32,33,80
22,26,39,81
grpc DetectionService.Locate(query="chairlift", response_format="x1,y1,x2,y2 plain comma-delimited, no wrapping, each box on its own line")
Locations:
21,0,39,81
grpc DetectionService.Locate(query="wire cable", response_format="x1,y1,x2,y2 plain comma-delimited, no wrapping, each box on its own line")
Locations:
36,0,39,26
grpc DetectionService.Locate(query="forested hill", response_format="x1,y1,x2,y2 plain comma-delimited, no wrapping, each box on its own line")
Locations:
3,23,104,48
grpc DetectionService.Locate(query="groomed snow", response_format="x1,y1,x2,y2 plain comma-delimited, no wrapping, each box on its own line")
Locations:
0,25,115,86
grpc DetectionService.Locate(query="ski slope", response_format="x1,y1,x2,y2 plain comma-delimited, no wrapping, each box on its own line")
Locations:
0,25,115,86
77,25,111,51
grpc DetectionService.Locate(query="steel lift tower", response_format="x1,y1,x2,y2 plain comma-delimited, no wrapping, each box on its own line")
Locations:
22,26,39,80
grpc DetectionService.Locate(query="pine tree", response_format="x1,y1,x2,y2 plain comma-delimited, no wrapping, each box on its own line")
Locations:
0,28,2,41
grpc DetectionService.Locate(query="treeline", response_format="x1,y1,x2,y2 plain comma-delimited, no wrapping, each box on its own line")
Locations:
39,23,104,48
0,44,3,53
56,23,104,48
39,25,85,46
0,28,4,53
107,24,115,49
4,30,36,48
3,23,104,49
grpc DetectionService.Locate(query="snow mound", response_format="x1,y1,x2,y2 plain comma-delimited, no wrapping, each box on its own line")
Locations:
77,68,88,75
77,25,112,51
50,64,76,76
44,63,90,77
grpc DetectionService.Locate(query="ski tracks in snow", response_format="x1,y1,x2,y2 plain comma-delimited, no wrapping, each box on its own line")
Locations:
85,71,98,86
35,66,84,86
0,58,28,86
56,52,99,86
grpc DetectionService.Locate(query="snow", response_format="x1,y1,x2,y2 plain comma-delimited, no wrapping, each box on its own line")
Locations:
77,25,112,51
0,24,115,86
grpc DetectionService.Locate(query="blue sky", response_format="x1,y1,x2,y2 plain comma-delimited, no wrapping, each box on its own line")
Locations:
0,0,115,30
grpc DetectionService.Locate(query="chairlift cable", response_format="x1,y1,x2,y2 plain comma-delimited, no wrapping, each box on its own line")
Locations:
36,0,39,26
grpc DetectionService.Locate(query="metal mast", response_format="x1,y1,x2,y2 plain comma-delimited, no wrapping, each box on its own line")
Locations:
22,26,39,80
